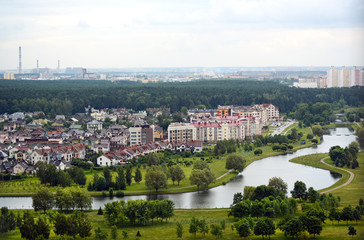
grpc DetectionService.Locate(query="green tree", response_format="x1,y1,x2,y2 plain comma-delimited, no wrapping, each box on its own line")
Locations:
146,153,160,166
210,224,223,239
68,166,86,185
122,230,128,239
243,186,256,200
236,221,251,238
70,187,92,210
254,149,263,155
176,222,183,238
145,166,168,192
281,217,305,239
225,154,246,172
233,192,244,205
0,207,16,233
67,214,79,238
55,188,73,211
190,168,215,191
134,168,142,184
189,217,199,239
111,225,118,239
35,217,50,239
305,216,323,238
20,215,37,240
198,219,209,237
96,176,107,191
126,166,132,186
329,207,341,224
169,165,185,185
312,125,324,137
78,212,93,238
307,187,320,203
291,181,307,200
348,226,357,238
54,213,68,236
254,218,276,239
32,188,54,213
353,208,361,224
94,227,108,240
268,177,288,195
193,160,210,170
103,167,112,188
115,167,126,190
251,201,264,219
341,206,354,225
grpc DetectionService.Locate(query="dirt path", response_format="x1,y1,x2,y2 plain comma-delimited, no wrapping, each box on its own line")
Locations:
319,156,355,194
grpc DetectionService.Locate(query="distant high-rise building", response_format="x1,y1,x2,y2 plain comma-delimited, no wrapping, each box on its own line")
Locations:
4,72,15,79
350,66,360,87
327,66,338,87
327,66,364,88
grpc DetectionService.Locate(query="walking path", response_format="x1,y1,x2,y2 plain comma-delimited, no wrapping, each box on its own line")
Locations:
319,156,355,194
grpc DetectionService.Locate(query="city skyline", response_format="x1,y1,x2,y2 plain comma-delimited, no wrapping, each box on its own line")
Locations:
1,0,364,69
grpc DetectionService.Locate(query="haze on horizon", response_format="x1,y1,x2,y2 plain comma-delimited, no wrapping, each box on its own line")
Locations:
0,0,363,70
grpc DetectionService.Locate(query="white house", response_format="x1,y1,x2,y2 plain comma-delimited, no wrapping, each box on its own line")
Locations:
97,155,113,166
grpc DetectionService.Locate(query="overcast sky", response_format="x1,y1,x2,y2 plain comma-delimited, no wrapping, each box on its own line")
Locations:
0,0,363,70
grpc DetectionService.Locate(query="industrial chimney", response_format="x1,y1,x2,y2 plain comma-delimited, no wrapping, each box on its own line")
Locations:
18,46,22,74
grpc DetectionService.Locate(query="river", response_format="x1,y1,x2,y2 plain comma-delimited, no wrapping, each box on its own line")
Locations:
0,128,357,209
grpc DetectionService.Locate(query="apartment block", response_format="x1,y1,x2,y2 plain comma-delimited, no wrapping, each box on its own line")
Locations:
167,123,196,142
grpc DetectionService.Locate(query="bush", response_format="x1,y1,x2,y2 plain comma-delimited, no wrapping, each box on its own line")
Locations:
116,191,124,197
98,207,103,215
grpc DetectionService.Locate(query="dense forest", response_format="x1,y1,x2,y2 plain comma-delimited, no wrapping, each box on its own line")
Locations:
0,79,363,116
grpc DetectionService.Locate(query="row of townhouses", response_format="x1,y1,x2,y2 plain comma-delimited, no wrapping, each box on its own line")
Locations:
0,143,87,174
97,140,202,166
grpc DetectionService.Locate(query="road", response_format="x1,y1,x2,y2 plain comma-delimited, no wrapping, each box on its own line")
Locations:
270,120,296,136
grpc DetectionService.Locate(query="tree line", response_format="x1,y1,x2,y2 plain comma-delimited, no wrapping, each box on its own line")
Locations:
103,199,175,227
0,79,362,116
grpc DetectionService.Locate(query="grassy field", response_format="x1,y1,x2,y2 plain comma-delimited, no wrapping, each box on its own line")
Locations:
1,205,364,239
290,152,364,207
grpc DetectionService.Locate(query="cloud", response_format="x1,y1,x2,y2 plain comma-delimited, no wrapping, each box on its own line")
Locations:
78,20,89,28
0,0,363,69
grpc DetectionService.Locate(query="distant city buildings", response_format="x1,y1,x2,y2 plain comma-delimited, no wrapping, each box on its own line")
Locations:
326,66,363,88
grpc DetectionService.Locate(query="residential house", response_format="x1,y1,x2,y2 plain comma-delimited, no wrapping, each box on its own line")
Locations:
87,120,102,132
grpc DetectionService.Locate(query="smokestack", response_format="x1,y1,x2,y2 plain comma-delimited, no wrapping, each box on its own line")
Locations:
57,60,60,73
18,46,22,74
37,60,39,73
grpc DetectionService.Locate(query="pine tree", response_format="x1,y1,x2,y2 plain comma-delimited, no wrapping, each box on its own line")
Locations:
126,166,132,186
134,168,142,184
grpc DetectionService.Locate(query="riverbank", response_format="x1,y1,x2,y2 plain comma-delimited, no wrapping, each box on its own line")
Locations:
290,152,364,206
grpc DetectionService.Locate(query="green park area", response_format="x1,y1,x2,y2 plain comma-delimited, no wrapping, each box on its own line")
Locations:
1,153,363,240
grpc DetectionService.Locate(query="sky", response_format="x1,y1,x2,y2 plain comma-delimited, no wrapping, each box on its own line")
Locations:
0,0,363,70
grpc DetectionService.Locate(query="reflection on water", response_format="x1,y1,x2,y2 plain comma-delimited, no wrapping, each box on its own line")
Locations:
330,171,342,179
0,128,357,209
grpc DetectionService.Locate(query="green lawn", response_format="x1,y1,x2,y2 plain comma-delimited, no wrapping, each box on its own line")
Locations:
290,152,364,206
